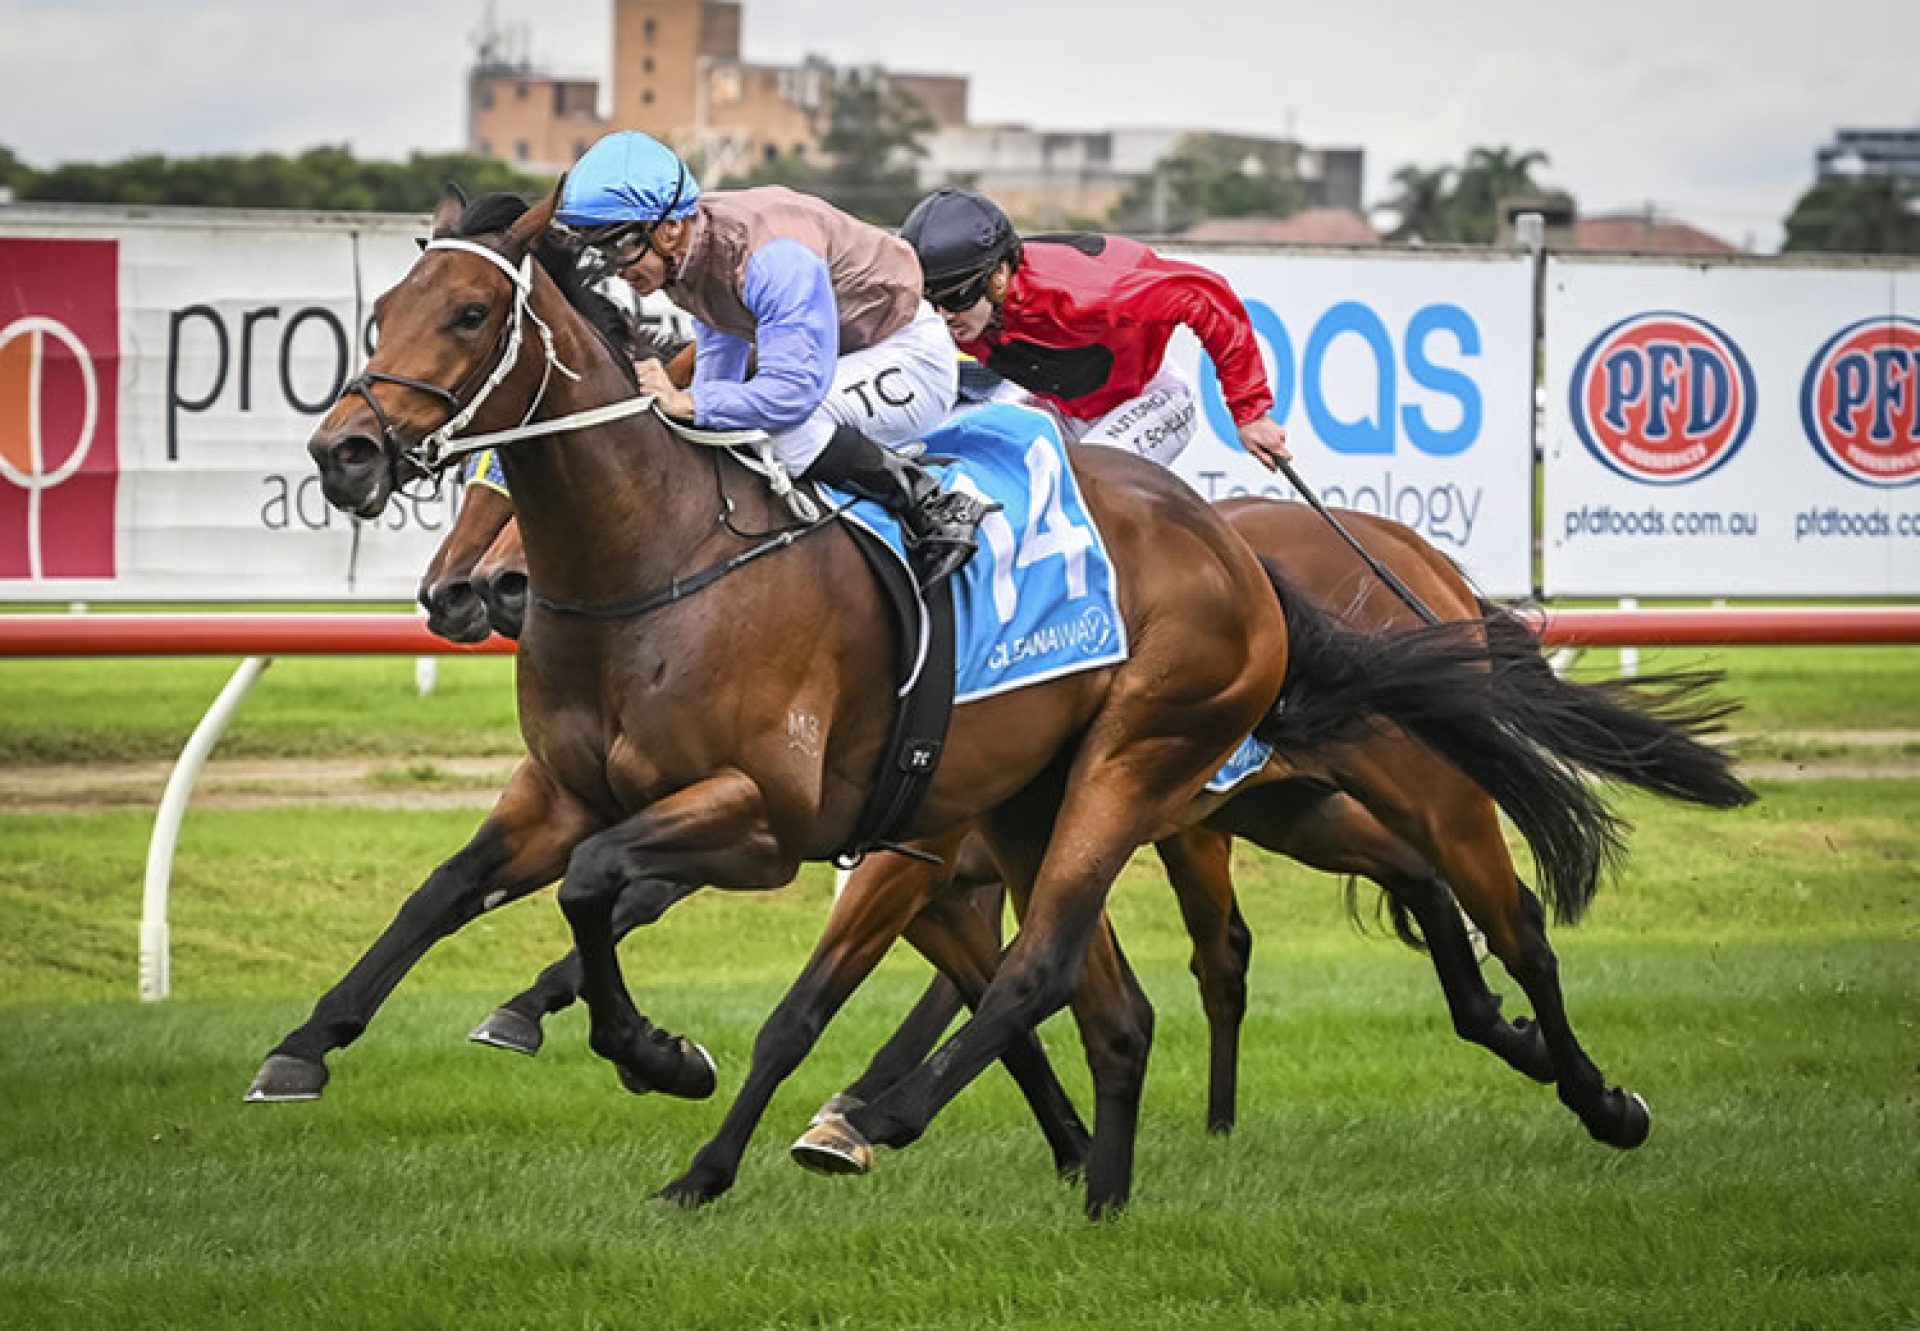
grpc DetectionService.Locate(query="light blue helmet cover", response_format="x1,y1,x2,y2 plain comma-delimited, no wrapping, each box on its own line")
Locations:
557,131,701,229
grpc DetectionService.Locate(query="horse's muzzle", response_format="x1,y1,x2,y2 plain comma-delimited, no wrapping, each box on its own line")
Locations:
307,429,393,519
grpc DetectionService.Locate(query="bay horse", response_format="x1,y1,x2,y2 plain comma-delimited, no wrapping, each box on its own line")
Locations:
287,189,1747,1215
453,498,1560,1136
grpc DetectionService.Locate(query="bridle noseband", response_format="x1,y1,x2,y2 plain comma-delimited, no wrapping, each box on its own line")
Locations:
338,237,578,488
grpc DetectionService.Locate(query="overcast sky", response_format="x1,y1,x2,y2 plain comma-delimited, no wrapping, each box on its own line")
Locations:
3,0,1913,249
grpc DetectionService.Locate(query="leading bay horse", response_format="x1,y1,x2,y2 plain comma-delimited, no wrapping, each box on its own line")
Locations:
290,188,1304,1217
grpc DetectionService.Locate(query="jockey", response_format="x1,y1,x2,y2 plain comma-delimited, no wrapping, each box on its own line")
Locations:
557,131,993,584
898,188,1291,470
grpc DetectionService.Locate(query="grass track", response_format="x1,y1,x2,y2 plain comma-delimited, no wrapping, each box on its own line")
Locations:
1,782,1915,1328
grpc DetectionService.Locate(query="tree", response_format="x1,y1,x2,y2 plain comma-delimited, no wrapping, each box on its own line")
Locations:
1379,163,1455,243
1113,134,1307,233
1446,145,1551,243
0,143,553,212
731,69,933,225
1783,176,1920,255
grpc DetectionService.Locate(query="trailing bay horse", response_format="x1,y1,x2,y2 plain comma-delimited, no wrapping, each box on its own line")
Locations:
288,189,1748,1214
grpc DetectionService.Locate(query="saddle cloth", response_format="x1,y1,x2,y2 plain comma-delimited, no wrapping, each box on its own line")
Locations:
824,403,1130,705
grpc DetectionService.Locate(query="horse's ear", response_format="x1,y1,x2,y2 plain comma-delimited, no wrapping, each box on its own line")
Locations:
429,185,466,240
505,177,562,255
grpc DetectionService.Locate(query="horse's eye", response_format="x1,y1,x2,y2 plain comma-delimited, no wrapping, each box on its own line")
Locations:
455,304,488,331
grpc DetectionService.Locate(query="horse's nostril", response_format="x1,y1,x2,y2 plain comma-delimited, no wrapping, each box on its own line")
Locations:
331,436,382,470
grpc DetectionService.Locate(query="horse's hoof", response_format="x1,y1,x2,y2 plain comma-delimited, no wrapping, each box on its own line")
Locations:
658,1038,717,1100
790,1115,874,1177
469,1008,544,1056
244,1054,327,1103
1605,1091,1652,1150
809,1091,865,1128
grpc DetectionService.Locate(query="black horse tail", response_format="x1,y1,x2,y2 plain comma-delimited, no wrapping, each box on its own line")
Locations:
1255,562,1746,924
1476,600,1755,810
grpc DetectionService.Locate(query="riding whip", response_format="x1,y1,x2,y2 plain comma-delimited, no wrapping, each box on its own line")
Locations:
1275,457,1443,627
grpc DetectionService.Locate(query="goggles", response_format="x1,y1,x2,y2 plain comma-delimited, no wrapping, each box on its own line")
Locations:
925,269,993,314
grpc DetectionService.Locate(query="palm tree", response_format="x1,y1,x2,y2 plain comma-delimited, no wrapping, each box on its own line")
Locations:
1379,163,1456,243
1447,146,1551,243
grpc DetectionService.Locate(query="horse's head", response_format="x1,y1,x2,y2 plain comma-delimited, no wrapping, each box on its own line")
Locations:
473,516,529,640
307,188,559,519
418,473,515,643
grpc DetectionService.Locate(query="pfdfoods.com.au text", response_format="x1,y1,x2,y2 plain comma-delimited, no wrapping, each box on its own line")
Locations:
1562,504,1760,540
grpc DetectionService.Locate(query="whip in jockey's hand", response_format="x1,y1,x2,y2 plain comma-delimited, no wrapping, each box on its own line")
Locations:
636,356,693,422
1238,417,1291,468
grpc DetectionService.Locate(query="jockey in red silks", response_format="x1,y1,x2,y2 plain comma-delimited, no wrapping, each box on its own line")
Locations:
899,188,1291,471
558,132,993,583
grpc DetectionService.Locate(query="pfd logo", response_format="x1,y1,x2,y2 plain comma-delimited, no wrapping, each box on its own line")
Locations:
1569,311,1755,485
0,238,120,579
1799,315,1920,488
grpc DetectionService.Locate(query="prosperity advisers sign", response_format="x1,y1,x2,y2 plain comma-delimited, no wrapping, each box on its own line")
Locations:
0,211,459,601
1160,248,1535,597
1544,255,1920,596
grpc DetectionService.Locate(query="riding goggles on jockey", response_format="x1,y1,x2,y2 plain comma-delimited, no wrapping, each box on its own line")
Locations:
926,267,993,313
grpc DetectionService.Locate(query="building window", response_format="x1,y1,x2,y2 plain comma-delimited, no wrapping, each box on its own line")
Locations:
575,141,589,158
764,144,779,163
793,143,807,158
516,83,528,99
479,140,492,157
644,17,656,40
642,89,654,105
515,141,531,162
479,89,494,110
643,57,655,73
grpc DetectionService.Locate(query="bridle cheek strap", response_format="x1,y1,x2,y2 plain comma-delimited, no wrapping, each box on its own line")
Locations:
408,238,580,473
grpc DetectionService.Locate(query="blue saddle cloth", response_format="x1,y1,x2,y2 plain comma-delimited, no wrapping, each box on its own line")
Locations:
827,404,1130,704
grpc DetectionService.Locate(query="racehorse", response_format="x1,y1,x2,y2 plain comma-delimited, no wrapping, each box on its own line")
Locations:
448,497,1556,1135
286,188,1748,1215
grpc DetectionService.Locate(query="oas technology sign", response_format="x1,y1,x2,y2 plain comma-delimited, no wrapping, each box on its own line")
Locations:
1569,310,1755,485
0,237,120,580
1800,315,1920,488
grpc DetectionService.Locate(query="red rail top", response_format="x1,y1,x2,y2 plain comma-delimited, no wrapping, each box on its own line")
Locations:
1,607,1919,657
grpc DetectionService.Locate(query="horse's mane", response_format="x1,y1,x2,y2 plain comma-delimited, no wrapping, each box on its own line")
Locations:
451,192,646,387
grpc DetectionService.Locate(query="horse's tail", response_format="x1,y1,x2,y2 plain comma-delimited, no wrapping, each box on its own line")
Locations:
1474,599,1755,810
1255,562,1751,924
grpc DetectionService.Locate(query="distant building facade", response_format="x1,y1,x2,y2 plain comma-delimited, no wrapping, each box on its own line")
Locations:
914,125,1363,228
1816,127,1920,189
468,0,967,180
466,1,1363,227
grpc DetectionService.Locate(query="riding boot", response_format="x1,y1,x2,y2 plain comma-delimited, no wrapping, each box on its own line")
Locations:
804,424,998,586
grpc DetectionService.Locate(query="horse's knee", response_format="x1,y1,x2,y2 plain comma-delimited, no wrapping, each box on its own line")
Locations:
558,839,627,920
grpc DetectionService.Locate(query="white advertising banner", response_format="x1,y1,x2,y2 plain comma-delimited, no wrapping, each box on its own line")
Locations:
1162,248,1537,597
0,208,692,603
1541,254,1920,596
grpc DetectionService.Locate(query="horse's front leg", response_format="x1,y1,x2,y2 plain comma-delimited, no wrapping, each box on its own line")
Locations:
245,761,592,1102
654,842,959,1206
468,878,704,1057
558,772,796,1101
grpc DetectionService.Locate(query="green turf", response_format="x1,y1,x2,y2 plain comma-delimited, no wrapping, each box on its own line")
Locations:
1,641,1915,765
0,782,1914,1329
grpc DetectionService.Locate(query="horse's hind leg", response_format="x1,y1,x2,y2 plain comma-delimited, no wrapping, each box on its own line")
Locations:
1331,747,1651,1148
246,761,592,1102
469,878,704,1056
1223,783,1553,1084
825,862,1007,1114
1154,826,1249,1134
